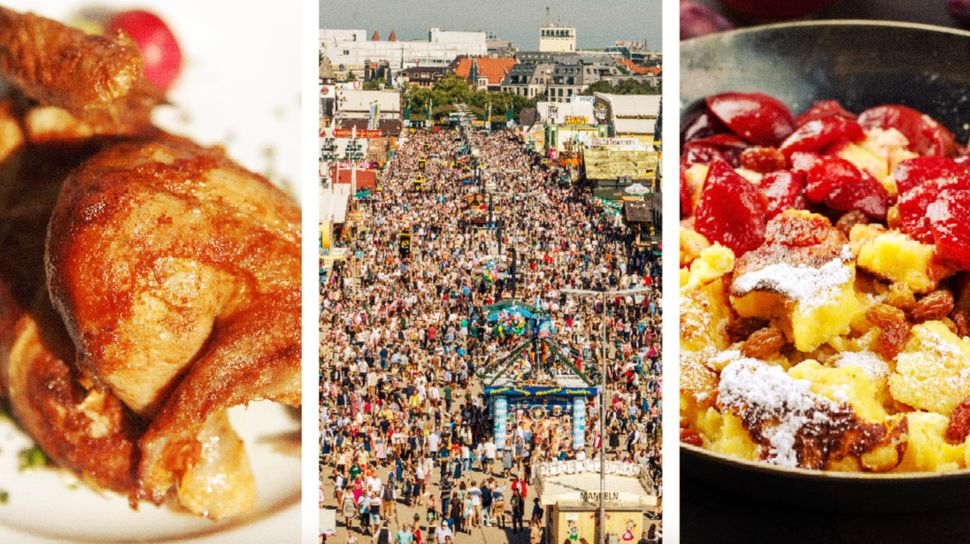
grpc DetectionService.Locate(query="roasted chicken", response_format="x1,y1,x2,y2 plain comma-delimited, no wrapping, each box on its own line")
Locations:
0,7,300,520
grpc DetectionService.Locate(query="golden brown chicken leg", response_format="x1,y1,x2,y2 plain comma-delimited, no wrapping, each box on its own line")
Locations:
45,137,301,518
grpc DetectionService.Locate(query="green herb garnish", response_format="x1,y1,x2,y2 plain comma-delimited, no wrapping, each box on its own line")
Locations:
17,446,48,471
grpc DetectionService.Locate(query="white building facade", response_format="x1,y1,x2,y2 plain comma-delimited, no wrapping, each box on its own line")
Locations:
321,28,487,75
539,25,576,53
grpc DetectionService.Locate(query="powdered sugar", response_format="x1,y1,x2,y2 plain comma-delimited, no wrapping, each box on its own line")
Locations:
708,349,742,371
718,358,836,467
834,351,890,381
731,247,853,311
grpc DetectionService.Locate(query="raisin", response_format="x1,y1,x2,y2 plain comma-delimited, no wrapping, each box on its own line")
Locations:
873,320,911,360
867,303,907,328
834,210,869,238
945,397,970,444
740,146,787,173
884,283,917,312
953,309,970,337
911,290,955,323
726,317,769,341
868,304,911,360
681,427,703,447
741,326,787,359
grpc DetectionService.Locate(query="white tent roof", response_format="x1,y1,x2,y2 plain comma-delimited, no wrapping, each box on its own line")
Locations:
535,460,657,508
335,89,401,114
537,472,656,508
535,100,596,125
593,93,661,118
614,118,656,135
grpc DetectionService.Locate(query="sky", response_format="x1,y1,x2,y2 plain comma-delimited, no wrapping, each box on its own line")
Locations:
320,0,662,51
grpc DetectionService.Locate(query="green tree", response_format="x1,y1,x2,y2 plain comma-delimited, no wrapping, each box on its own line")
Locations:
580,79,658,96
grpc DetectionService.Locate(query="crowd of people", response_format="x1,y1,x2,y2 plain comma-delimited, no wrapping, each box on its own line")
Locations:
320,127,662,544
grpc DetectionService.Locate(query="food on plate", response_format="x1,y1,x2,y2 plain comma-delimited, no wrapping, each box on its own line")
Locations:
0,7,299,519
681,91,970,472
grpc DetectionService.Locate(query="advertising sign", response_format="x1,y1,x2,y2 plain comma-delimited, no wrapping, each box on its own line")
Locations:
590,137,644,150
333,128,381,138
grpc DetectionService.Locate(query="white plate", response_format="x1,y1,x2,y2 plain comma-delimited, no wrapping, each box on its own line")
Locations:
0,1,302,542
0,403,300,543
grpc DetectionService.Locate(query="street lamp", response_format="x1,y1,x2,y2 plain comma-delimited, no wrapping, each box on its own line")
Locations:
561,286,650,544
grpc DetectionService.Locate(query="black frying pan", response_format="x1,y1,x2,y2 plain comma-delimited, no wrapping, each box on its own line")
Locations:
682,20,970,146
681,21,970,513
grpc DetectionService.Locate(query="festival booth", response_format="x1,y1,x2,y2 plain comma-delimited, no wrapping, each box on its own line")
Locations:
478,300,598,451
535,461,657,544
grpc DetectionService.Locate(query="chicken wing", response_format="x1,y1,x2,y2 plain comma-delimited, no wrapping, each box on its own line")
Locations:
0,7,160,133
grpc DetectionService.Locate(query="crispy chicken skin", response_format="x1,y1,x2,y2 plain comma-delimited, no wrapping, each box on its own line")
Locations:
0,6,300,519
46,138,301,516
0,7,159,132
0,101,141,492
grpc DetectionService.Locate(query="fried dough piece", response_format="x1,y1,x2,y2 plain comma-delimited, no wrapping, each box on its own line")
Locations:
46,137,300,517
0,7,159,133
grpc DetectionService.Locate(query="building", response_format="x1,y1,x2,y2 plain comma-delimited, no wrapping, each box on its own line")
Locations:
535,99,595,125
332,88,402,136
397,66,447,88
594,92,661,145
547,60,622,103
320,55,336,84
535,460,658,544
584,148,659,184
321,28,487,78
486,34,517,57
334,89,400,120
363,60,393,85
539,7,576,53
451,56,517,92
503,56,622,103
501,62,555,99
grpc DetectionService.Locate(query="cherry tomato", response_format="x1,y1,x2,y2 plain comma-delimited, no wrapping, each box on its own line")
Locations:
109,10,182,92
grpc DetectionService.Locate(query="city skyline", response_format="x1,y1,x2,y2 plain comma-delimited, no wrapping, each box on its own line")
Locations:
320,0,662,51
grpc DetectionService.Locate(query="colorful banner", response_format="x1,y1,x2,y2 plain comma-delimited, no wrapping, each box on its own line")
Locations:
368,101,380,130
331,129,382,138
484,385,598,397
493,396,508,450
572,397,586,451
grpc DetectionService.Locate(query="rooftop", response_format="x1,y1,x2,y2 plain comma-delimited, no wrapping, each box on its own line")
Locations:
452,56,517,86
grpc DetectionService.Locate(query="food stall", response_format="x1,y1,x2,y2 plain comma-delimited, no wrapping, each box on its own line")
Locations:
535,461,657,544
